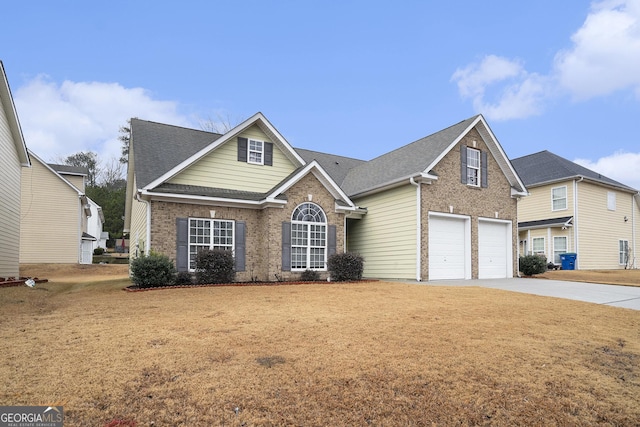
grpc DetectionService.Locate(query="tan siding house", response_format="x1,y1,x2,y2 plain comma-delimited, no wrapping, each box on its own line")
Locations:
20,152,94,264
513,151,640,270
0,61,30,278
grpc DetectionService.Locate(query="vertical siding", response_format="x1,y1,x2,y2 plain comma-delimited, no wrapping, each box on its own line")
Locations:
578,184,635,269
348,184,417,279
0,103,22,277
168,125,297,192
20,159,80,263
518,181,575,223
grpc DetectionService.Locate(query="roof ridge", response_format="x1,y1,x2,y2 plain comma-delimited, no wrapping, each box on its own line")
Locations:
131,118,223,137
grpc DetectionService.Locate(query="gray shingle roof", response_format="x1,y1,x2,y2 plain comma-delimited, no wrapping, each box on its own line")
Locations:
49,164,89,176
296,148,366,186
511,150,637,192
339,116,479,196
518,216,573,229
152,182,287,201
132,118,222,189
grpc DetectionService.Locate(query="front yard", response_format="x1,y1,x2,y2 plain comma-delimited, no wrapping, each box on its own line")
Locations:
1,272,639,426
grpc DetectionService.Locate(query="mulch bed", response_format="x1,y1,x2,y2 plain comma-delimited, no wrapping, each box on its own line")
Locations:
124,279,375,292
0,277,48,288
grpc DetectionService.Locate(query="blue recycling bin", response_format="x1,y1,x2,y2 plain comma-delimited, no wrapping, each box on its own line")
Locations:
559,253,577,270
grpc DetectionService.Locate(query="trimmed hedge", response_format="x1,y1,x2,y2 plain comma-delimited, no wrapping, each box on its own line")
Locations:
328,252,364,281
195,249,235,284
130,252,176,288
519,254,547,276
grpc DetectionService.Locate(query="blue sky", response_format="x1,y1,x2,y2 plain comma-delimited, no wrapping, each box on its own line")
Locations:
3,1,640,189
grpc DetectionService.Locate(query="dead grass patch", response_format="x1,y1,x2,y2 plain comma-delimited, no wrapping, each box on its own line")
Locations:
1,279,639,426
539,269,640,287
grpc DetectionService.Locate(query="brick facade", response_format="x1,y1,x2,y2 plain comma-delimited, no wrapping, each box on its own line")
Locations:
420,128,518,279
149,172,345,282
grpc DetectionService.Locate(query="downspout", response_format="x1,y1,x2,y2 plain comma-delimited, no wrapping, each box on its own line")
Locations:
573,177,583,269
634,193,639,269
410,177,421,281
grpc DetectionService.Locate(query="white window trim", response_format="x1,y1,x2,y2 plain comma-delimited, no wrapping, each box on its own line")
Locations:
187,218,235,271
247,138,264,165
553,236,568,264
291,203,328,271
466,147,481,187
532,237,545,256
619,239,629,266
551,186,568,211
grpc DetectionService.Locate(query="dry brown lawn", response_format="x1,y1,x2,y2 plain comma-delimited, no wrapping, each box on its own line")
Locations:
1,265,639,426
539,268,640,287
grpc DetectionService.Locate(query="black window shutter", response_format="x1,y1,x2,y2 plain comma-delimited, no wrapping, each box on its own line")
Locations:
481,151,488,188
264,142,273,166
176,217,189,272
282,222,291,271
460,145,468,184
328,224,337,257
237,137,248,162
234,221,246,272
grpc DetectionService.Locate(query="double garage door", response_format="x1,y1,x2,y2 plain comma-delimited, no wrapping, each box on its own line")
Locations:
428,214,512,280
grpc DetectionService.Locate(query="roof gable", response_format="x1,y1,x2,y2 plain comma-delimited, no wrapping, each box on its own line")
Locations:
511,150,637,192
141,113,305,191
340,115,526,197
0,61,30,167
28,151,85,196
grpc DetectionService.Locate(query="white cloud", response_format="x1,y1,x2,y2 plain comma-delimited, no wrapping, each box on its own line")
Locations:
14,75,193,164
574,151,640,190
451,55,550,121
452,0,640,118
554,0,640,100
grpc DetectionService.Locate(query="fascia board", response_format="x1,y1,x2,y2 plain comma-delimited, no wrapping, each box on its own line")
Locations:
143,112,305,191
253,112,306,166
140,189,287,209
0,61,30,167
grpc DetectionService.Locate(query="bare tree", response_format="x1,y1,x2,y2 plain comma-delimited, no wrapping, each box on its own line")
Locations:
99,157,126,188
199,112,242,134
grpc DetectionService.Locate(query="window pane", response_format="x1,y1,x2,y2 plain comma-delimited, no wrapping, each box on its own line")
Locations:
309,248,325,268
552,187,567,210
532,238,544,254
553,237,567,264
292,247,307,269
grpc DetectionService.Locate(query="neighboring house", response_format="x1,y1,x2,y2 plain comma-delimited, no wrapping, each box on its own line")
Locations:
0,61,31,278
87,197,105,252
20,152,96,264
512,151,640,270
125,113,527,281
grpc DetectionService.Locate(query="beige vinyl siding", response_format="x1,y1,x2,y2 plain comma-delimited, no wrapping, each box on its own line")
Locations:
518,181,575,223
578,184,635,269
63,175,85,191
168,125,297,193
20,158,80,263
129,193,148,259
634,197,640,269
348,184,417,279
0,103,22,277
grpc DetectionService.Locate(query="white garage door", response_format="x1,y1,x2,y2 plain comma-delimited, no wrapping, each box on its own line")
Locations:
428,214,469,280
478,220,512,279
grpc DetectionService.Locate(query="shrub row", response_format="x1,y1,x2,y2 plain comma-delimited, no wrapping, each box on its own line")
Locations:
129,250,365,288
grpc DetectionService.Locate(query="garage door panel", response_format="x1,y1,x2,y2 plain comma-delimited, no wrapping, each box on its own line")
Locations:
478,220,511,279
429,215,468,280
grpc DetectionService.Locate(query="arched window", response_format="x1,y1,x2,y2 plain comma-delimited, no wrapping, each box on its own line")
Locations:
291,203,327,270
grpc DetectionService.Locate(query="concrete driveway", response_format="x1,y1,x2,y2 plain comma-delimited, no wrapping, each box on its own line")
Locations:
424,278,640,310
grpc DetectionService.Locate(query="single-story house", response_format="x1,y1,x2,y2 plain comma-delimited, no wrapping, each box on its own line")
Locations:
512,150,639,269
124,113,527,281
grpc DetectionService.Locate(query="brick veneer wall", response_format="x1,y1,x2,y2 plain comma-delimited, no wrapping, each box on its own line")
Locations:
149,172,345,282
420,127,518,279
